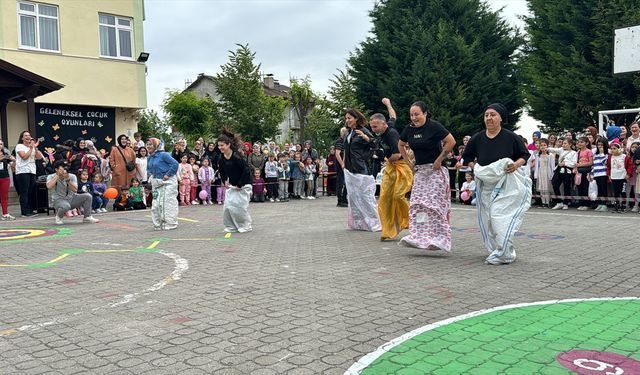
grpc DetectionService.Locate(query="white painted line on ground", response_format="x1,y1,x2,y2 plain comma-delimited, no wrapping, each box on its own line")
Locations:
344,296,640,375
9,250,189,335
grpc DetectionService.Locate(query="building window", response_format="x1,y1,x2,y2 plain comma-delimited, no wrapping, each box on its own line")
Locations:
99,13,133,59
18,1,59,51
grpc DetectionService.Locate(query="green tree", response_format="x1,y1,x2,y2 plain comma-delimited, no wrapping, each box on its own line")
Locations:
522,0,640,133
136,109,171,142
290,76,317,142
349,0,522,139
162,90,218,143
214,44,286,142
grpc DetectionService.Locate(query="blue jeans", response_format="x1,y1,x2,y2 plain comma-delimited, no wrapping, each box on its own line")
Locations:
92,195,109,209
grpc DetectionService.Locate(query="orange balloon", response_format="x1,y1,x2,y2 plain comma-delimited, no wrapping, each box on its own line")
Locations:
104,187,118,200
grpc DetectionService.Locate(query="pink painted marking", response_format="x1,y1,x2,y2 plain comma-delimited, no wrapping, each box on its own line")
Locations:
557,350,640,374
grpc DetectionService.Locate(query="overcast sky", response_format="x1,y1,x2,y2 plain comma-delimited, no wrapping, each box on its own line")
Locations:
144,0,540,136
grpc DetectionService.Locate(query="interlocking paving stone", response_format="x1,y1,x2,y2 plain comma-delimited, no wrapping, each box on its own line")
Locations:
2,201,640,374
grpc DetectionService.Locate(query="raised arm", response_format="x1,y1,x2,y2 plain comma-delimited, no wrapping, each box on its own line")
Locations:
382,97,396,120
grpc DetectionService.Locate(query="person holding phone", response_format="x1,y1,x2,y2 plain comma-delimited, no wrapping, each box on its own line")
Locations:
15,131,43,217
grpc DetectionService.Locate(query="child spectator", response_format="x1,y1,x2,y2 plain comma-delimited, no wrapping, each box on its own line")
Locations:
608,141,633,213
177,153,193,206
91,173,108,213
251,169,266,202
264,153,279,202
76,169,92,216
290,152,305,199
113,187,133,211
443,151,457,201
277,153,290,202
574,137,593,211
198,157,214,205
626,142,639,212
304,156,316,199
533,139,555,208
98,148,111,186
189,154,200,205
591,137,609,212
550,138,577,210
129,177,147,210
214,167,225,205
460,172,476,205
135,146,148,184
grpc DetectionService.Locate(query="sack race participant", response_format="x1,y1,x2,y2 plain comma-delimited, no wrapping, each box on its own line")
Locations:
369,98,413,240
398,101,456,250
343,108,381,231
146,138,179,231
462,103,532,265
217,129,253,233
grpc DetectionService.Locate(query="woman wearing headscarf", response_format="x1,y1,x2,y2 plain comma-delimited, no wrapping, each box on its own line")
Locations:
462,103,532,265
217,128,253,233
398,101,456,250
109,134,136,192
146,138,179,230
343,108,381,231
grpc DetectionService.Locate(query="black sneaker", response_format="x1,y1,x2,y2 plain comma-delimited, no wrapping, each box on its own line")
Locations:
21,213,37,218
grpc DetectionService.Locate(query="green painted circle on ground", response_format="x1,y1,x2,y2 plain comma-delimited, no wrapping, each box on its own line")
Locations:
350,299,640,374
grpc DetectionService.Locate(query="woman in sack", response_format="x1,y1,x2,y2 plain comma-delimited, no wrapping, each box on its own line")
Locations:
462,103,532,265
146,138,179,230
217,128,253,233
109,134,136,193
342,108,381,231
398,101,456,250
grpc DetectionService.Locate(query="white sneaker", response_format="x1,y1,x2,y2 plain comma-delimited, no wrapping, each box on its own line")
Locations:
2,214,16,221
577,206,588,211
310,196,316,199
552,203,563,210
562,205,569,210
632,206,639,213
269,198,275,202
92,209,97,214
100,208,108,213
55,216,64,225
191,201,198,205
83,216,100,223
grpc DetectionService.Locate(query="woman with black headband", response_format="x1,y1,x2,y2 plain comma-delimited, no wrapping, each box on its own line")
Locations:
462,103,532,265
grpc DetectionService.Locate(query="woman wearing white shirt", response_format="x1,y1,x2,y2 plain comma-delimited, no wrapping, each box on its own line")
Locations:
15,131,43,217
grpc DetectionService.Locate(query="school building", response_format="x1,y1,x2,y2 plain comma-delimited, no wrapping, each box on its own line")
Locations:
0,0,147,153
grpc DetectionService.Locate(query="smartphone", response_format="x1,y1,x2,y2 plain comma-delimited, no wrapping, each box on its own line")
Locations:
37,137,45,142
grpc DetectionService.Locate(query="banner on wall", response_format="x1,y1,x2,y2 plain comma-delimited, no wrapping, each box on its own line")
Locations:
35,103,116,156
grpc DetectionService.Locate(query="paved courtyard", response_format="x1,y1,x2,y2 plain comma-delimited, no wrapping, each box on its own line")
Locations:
1,197,639,374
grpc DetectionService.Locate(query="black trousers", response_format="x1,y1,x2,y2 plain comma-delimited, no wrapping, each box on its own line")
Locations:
336,167,347,204
552,172,572,205
266,177,278,199
16,173,36,215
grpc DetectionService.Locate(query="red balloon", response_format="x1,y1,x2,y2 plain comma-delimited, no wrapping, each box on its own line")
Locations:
104,187,118,199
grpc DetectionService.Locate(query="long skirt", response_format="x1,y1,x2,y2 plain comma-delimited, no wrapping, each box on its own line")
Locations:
378,160,413,240
474,158,532,264
223,184,253,233
150,175,179,230
344,169,381,231
400,164,451,251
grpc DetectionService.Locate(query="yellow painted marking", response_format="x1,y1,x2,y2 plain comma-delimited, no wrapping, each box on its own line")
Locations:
172,238,214,241
164,277,174,284
224,233,232,239
145,215,199,223
0,229,46,240
0,264,27,267
177,217,199,223
147,241,160,249
0,329,17,336
47,253,70,264
85,250,134,253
